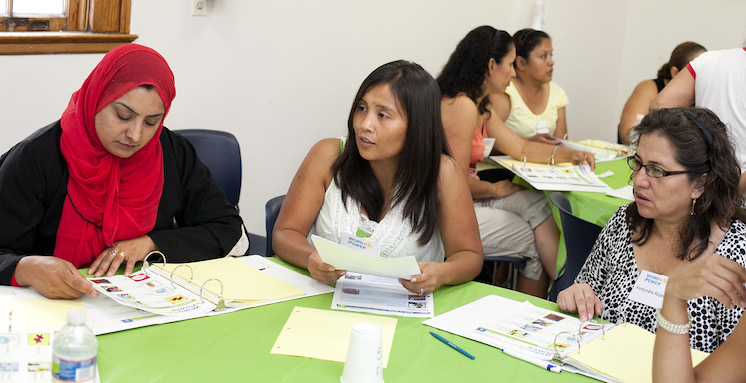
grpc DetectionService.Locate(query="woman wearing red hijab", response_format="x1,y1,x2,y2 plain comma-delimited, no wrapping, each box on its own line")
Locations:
0,44,245,298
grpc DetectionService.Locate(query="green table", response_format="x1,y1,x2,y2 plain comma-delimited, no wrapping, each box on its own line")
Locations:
96,259,598,382
560,158,632,226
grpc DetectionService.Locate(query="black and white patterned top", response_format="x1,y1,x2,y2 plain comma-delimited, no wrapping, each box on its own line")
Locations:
575,204,746,353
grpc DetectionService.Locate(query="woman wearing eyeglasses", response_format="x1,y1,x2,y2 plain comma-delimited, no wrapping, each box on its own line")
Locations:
557,107,746,353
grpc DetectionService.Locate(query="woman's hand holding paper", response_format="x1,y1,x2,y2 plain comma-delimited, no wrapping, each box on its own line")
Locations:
399,261,443,295
557,283,603,321
308,251,346,284
14,256,97,299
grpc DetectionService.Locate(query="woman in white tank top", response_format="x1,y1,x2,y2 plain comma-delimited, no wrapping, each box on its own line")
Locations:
273,60,483,295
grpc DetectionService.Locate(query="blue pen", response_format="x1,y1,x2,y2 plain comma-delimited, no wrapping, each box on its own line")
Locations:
429,331,475,360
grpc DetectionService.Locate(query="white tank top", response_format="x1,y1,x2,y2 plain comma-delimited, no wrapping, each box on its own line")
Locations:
313,180,444,262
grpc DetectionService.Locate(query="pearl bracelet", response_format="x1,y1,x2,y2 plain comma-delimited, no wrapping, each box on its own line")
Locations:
655,308,692,335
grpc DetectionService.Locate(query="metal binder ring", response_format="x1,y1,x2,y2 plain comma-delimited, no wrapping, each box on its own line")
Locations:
142,251,166,275
169,265,194,289
577,318,604,342
599,307,628,339
551,331,580,364
199,278,226,311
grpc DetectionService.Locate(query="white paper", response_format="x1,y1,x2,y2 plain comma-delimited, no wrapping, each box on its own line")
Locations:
491,156,614,193
89,271,217,317
331,273,433,318
606,185,634,201
0,329,101,383
0,256,333,335
423,295,613,361
312,235,421,279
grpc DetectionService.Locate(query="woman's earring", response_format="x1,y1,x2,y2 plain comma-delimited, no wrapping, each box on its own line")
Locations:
690,198,697,216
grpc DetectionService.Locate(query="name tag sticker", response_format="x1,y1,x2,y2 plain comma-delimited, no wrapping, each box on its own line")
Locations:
535,120,549,134
628,270,668,309
482,137,496,158
343,234,381,257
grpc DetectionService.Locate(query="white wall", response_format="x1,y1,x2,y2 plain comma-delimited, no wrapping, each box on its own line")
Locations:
2,0,745,236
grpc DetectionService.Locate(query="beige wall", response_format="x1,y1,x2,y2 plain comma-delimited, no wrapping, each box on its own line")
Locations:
2,0,745,237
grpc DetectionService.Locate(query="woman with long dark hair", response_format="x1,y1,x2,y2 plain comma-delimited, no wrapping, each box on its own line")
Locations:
273,60,482,294
438,26,593,297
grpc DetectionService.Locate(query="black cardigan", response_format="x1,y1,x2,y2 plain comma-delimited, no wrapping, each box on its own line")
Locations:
0,121,244,284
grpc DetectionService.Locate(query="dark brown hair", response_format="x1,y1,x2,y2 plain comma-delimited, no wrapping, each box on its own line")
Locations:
437,26,513,116
333,60,449,246
627,107,746,260
656,41,706,80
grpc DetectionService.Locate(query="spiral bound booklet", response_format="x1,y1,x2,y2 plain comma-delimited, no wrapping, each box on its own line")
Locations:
490,156,613,193
90,255,305,316
424,295,709,383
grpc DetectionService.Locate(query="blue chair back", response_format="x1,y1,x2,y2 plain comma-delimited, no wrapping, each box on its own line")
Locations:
548,192,603,302
176,129,242,208
265,195,286,257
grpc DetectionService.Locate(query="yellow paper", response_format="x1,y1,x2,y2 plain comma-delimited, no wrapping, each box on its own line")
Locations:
0,299,85,330
569,323,708,383
271,307,397,367
158,257,305,302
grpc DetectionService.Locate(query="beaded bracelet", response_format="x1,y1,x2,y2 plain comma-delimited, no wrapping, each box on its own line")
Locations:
655,308,692,335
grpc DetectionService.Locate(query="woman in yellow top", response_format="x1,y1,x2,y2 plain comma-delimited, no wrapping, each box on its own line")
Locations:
494,28,567,144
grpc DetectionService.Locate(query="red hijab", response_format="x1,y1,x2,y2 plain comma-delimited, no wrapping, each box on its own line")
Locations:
55,44,176,267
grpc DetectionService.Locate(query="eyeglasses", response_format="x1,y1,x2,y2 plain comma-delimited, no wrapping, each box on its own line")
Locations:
626,156,691,178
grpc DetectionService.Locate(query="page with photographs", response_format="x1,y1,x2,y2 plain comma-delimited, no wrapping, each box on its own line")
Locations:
89,271,217,317
491,156,614,193
423,296,613,361
331,273,434,318
474,301,609,359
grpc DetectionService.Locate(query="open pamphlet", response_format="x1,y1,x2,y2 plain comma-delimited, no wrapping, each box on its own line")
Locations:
423,295,707,383
90,255,305,316
492,156,613,193
331,273,434,318
0,256,334,335
311,235,421,279
560,139,629,162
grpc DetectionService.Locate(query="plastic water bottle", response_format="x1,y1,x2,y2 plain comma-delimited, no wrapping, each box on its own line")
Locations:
52,310,98,382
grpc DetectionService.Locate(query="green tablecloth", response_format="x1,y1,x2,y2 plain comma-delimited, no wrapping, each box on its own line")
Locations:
95,259,598,382
561,159,632,226
93,160,632,382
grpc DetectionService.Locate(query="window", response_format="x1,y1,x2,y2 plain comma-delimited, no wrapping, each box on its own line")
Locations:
0,0,137,55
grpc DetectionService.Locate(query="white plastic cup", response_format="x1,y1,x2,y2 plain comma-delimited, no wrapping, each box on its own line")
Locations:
340,323,384,383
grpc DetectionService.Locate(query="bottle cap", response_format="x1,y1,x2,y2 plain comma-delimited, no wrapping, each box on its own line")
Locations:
67,309,86,325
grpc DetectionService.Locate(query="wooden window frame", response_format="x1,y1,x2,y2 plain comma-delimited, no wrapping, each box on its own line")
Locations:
0,0,137,55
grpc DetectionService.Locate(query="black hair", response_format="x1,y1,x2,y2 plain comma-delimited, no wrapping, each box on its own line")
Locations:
656,41,706,80
513,28,550,63
627,107,746,260
436,26,513,116
332,60,449,246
